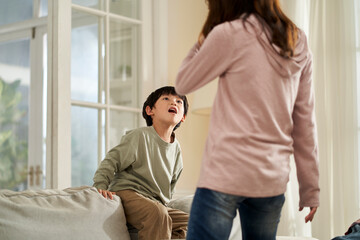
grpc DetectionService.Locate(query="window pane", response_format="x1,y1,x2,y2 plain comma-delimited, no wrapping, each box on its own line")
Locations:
40,0,48,17
110,0,141,20
0,38,30,191
0,0,33,26
0,39,30,67
109,20,139,107
109,110,139,148
71,106,102,187
71,10,104,103
72,0,104,11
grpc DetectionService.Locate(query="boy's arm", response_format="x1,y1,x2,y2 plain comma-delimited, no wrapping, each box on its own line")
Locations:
170,151,183,199
170,169,183,199
93,147,122,191
93,133,137,191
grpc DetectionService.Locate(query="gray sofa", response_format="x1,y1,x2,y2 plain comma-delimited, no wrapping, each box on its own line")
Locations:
0,186,192,240
0,186,318,240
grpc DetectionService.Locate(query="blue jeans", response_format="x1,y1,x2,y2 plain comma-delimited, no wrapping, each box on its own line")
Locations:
186,188,285,240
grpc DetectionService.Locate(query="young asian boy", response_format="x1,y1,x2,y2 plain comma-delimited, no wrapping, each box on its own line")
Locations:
93,86,189,240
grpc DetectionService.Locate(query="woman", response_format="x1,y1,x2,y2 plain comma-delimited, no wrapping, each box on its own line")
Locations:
175,0,319,239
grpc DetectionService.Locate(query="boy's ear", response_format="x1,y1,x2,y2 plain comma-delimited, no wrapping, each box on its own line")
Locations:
145,106,154,117
180,114,186,122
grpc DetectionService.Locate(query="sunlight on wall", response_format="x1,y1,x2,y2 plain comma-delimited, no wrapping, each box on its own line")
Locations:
167,0,208,196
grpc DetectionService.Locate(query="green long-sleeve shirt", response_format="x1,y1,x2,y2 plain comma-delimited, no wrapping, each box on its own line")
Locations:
93,126,183,205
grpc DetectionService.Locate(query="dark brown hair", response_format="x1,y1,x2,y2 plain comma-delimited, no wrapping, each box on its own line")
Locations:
201,0,298,58
142,86,189,131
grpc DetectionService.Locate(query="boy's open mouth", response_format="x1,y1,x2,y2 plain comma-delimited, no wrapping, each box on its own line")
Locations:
168,107,177,114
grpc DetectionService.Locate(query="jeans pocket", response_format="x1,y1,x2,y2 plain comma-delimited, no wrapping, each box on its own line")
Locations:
253,194,285,212
268,194,285,208
209,189,239,208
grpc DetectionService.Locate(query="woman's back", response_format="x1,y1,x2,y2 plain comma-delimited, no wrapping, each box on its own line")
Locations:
175,14,318,206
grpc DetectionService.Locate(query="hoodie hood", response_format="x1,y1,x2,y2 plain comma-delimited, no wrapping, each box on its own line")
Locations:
244,14,309,78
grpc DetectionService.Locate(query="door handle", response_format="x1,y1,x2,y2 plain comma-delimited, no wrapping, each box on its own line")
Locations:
35,165,43,186
28,166,34,186
28,165,42,187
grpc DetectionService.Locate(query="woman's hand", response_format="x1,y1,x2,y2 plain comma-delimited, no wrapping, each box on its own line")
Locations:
97,189,116,200
299,206,318,223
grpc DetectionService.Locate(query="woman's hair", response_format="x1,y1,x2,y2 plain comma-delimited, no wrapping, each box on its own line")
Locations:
142,86,189,131
201,0,298,58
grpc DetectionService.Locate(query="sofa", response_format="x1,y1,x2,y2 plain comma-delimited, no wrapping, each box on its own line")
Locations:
0,186,318,240
0,186,194,240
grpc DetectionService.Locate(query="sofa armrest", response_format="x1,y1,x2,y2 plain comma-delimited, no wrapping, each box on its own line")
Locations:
0,186,130,240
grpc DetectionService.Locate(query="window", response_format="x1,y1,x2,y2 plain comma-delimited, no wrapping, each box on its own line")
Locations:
0,0,160,190
70,0,144,187
0,0,48,190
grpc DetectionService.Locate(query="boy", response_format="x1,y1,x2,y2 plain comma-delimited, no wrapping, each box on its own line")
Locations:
93,86,189,240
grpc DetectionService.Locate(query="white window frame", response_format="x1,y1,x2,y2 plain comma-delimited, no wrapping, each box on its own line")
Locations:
29,25,47,189
46,0,72,189
47,0,167,189
70,2,143,157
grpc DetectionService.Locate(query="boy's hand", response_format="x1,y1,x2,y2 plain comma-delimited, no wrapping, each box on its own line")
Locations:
97,189,116,200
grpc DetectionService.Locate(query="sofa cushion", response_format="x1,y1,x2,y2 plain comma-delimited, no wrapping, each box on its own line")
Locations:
167,195,194,213
0,186,130,240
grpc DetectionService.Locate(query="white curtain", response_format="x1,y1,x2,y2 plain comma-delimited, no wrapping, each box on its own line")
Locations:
276,0,313,237
279,0,359,239
309,0,359,239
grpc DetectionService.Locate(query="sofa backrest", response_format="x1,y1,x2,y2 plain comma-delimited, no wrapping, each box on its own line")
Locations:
0,186,130,240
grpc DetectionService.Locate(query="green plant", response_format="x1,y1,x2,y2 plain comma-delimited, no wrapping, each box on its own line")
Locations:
0,77,28,190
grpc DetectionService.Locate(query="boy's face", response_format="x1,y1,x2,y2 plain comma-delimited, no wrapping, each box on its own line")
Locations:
146,94,186,128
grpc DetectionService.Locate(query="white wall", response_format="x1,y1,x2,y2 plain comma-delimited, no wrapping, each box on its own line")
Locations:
167,0,209,195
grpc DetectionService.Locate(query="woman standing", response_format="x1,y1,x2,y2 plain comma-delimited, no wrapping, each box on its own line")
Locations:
175,0,319,239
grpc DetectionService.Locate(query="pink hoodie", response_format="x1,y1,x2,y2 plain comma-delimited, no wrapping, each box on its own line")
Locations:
175,15,319,207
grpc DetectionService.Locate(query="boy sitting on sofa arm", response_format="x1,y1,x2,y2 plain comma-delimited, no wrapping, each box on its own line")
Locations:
93,86,189,240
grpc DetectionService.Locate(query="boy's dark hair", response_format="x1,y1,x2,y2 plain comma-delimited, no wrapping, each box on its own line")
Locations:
142,86,189,131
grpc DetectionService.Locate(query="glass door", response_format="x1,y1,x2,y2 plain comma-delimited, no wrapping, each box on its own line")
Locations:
0,0,48,190
0,34,31,191
0,28,47,190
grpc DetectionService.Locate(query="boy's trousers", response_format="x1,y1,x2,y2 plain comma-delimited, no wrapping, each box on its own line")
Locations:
116,190,189,240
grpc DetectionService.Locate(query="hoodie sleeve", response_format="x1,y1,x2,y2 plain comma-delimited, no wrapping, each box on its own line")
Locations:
175,23,235,95
291,46,320,208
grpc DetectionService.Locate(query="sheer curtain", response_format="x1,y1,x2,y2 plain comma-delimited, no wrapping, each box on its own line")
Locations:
279,0,359,239
277,0,312,237
309,0,359,239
